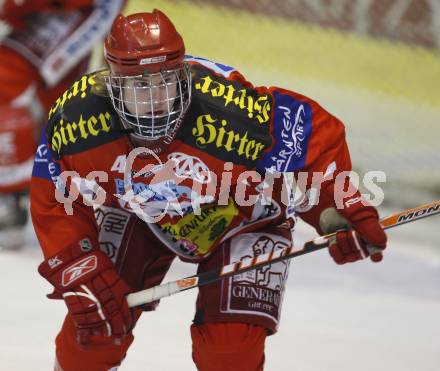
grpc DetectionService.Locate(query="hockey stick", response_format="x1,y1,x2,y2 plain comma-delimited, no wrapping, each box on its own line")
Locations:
127,200,440,308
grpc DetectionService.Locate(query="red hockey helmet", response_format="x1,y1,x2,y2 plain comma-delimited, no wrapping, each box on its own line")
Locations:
103,10,191,146
104,10,185,75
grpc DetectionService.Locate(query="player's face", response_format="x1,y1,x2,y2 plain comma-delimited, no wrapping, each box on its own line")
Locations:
122,73,178,118
106,64,191,141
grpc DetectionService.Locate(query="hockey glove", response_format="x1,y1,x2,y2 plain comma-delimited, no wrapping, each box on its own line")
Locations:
298,177,387,265
318,188,387,265
38,238,137,345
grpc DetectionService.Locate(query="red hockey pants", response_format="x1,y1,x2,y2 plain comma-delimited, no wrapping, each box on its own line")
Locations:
55,316,266,371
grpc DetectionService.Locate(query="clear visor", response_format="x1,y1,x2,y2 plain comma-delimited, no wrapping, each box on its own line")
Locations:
105,65,191,140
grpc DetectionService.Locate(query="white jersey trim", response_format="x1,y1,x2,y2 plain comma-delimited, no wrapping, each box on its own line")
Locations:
184,55,236,78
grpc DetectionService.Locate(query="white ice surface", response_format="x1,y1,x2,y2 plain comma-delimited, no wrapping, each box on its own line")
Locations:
1,220,439,371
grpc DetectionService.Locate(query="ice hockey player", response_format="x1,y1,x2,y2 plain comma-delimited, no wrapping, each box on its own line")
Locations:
31,9,387,370
0,0,124,246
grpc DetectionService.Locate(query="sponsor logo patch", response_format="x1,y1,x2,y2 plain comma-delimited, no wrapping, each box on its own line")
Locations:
158,198,238,257
47,73,123,158
48,75,97,120
257,91,312,172
114,178,197,217
190,113,267,162
193,72,271,124
178,66,272,167
50,111,113,156
221,233,291,326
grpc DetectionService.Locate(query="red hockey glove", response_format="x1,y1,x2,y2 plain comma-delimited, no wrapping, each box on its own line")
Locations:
328,204,386,264
298,177,387,265
38,238,137,345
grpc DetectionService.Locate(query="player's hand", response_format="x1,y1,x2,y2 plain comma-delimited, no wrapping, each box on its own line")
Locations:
38,238,137,345
320,196,387,265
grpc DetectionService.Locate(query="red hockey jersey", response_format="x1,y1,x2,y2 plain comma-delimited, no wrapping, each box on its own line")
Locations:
31,57,351,261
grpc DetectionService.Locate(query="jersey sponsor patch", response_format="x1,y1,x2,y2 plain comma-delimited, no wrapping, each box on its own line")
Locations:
150,199,239,260
178,65,272,167
220,232,291,328
46,73,124,159
114,178,198,217
257,92,312,172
